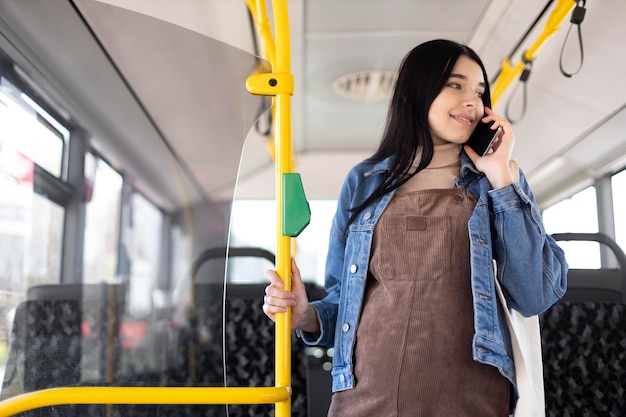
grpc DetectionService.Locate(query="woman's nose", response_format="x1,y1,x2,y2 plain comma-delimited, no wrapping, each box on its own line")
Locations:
464,92,482,107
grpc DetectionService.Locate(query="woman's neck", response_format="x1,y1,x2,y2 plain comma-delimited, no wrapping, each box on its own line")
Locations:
427,142,462,169
401,142,462,192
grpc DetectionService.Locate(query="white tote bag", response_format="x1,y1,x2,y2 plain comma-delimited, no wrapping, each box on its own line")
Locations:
493,261,545,417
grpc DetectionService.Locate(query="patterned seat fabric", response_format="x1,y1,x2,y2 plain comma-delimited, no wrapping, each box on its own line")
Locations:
116,282,310,417
1,300,107,417
1,285,313,417
161,286,309,417
219,296,307,417
540,301,626,416
2,300,82,393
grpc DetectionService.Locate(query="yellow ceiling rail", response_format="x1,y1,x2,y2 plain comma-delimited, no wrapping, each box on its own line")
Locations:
246,0,276,67
491,0,576,107
0,387,289,417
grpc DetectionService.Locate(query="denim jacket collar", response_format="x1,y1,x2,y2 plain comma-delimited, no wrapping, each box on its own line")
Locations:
363,149,482,186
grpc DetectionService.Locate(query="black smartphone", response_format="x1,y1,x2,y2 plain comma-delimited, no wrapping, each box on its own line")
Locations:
466,120,501,156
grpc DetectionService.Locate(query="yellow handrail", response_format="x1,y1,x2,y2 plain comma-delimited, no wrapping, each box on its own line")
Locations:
0,387,289,417
491,0,576,106
0,1,295,417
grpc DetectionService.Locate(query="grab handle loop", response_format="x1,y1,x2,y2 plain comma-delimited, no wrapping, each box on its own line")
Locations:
505,58,532,124
559,0,586,78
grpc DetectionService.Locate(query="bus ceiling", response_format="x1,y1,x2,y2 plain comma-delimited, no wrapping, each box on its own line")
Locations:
0,0,625,209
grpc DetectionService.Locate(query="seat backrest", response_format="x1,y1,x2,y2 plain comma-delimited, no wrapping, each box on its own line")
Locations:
162,246,320,417
551,232,626,302
540,233,626,416
2,299,83,394
182,282,310,417
1,283,127,417
540,301,626,416
3,283,127,392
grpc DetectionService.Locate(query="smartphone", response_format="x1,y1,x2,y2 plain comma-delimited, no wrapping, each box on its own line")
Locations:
466,120,501,156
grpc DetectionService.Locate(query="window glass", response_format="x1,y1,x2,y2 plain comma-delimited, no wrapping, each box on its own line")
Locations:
115,192,164,373
83,153,123,282
25,193,64,284
169,222,193,327
611,169,626,253
170,223,192,290
0,144,64,381
123,192,163,319
0,144,33,382
543,186,600,268
0,77,68,178
229,199,337,286
0,144,34,293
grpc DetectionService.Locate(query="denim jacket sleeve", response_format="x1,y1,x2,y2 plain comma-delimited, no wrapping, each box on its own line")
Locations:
488,168,568,316
297,167,356,347
299,220,344,347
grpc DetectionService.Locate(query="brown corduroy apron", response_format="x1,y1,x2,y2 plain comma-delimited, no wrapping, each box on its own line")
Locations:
328,188,510,417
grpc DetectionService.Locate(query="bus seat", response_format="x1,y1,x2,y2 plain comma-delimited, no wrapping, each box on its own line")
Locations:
163,282,312,417
552,233,626,302
540,233,626,416
1,283,126,416
224,283,329,417
2,299,82,394
1,259,330,416
161,246,328,417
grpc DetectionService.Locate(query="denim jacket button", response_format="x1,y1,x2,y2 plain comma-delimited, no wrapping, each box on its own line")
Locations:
342,323,350,332
339,374,346,383
350,264,357,273
363,211,372,220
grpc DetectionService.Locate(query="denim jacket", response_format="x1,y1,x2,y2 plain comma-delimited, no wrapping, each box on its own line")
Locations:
298,151,568,405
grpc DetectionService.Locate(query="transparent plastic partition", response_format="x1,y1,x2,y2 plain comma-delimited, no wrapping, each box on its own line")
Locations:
0,2,281,416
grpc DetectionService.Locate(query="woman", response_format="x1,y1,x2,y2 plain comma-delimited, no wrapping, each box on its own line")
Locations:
263,39,568,416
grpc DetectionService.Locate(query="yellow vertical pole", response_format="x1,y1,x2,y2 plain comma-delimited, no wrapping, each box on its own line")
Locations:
271,1,292,416
246,1,297,415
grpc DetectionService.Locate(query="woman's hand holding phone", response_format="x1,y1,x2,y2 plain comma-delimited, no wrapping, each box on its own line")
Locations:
464,107,517,189
466,119,501,156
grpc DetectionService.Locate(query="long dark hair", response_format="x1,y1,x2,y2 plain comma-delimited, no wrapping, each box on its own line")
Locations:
347,39,492,227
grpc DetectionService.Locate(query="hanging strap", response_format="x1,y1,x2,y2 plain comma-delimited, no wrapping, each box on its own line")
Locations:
505,59,532,124
559,0,586,78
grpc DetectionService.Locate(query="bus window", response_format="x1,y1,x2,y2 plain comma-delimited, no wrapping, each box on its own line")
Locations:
230,199,337,286
542,186,600,268
28,193,64,284
611,169,626,251
0,77,68,179
122,192,164,319
0,91,66,385
82,153,123,283
170,223,193,295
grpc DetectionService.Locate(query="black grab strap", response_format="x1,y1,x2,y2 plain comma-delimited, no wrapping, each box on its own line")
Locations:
559,0,586,78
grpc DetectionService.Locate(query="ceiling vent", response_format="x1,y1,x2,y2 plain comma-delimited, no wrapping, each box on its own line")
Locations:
332,70,397,101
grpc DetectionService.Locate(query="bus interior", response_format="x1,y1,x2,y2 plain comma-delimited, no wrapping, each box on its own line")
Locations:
0,0,625,416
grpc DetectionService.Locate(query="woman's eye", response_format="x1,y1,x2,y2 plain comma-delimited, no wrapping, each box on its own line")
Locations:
476,91,484,98
448,83,461,89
